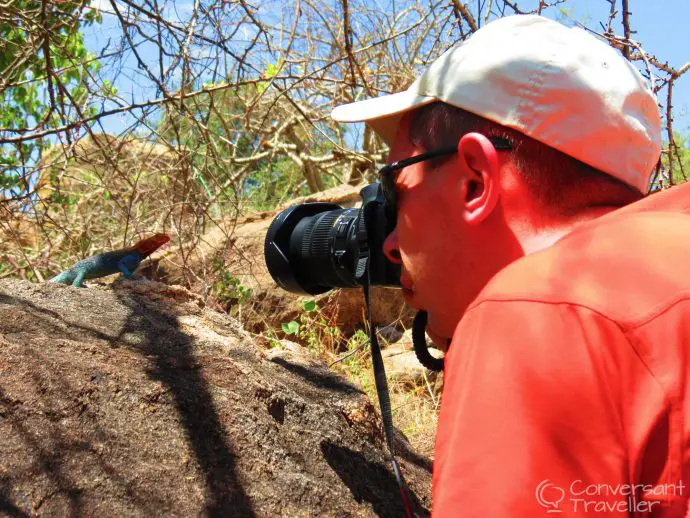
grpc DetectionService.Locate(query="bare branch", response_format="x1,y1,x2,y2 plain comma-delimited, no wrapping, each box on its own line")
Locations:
451,0,478,32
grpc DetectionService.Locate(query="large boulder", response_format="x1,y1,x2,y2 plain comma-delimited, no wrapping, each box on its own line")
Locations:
0,279,431,517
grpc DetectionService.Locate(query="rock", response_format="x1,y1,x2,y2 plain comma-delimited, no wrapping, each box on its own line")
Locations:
0,279,431,517
382,346,444,389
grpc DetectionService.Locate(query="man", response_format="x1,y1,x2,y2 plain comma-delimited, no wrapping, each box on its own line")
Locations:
332,15,690,517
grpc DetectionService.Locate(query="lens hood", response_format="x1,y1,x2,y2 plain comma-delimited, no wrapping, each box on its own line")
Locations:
264,202,341,294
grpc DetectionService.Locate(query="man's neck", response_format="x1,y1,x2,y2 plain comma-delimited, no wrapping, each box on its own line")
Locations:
518,205,621,255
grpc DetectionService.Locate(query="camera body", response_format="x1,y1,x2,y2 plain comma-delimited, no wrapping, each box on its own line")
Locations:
264,183,401,295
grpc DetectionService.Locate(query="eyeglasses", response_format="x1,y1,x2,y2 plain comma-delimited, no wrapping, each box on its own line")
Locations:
377,137,512,213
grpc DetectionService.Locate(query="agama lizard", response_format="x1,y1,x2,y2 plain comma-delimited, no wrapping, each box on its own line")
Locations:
49,233,170,287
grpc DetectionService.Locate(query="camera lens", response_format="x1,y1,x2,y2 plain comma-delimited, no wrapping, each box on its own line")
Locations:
264,183,401,296
291,207,364,288
264,203,365,295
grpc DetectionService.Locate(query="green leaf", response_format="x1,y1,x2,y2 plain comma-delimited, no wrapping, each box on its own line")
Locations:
102,80,117,97
1,0,103,192
14,86,27,103
303,300,317,312
281,321,300,335
264,61,281,79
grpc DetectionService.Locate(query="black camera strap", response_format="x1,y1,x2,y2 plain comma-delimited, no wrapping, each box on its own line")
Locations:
412,311,445,372
362,275,419,518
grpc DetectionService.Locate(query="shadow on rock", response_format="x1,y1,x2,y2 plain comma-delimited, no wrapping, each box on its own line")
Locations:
113,292,255,517
321,440,429,518
0,288,254,517
269,356,362,394
0,280,433,516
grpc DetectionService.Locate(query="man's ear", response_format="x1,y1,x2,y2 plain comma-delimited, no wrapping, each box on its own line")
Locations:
456,132,502,225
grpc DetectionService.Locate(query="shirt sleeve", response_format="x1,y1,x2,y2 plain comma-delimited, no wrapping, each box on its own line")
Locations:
432,300,638,517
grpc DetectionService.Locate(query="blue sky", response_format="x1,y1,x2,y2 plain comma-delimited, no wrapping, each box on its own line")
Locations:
82,0,690,136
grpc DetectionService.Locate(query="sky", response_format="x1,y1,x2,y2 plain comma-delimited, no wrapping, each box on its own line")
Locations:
81,0,690,137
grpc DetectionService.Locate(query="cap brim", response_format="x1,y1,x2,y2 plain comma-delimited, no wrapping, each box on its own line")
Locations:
331,90,437,145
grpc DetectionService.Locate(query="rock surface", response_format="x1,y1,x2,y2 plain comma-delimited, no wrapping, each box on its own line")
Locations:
0,279,431,517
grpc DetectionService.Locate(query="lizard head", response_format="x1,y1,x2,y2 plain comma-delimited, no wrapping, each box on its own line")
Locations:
134,233,171,258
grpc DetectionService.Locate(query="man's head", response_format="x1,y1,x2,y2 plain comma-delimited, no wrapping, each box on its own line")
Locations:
331,15,661,342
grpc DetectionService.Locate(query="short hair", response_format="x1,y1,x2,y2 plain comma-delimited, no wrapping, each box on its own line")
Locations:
408,102,644,218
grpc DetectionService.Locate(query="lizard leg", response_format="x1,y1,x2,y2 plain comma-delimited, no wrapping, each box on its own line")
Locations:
118,255,138,278
49,272,69,284
118,263,133,278
71,270,86,288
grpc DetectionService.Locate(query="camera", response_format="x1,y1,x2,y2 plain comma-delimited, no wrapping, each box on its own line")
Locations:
263,183,401,295
264,181,444,373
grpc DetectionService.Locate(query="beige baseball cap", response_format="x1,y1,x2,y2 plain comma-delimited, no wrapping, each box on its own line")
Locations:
331,15,661,192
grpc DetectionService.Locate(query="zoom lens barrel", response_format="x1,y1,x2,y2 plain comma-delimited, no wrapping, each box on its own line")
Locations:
264,184,400,295
289,207,363,289
264,203,360,294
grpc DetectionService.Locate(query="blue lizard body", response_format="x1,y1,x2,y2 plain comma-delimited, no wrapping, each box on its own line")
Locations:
49,250,143,287
48,233,170,288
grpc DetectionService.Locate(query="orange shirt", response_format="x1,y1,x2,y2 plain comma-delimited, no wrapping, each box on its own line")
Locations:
432,182,690,517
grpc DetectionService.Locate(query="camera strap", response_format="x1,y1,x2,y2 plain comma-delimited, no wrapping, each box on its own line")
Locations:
362,275,419,518
412,311,445,372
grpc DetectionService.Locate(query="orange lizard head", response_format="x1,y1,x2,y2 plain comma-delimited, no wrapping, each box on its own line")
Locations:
133,233,170,258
